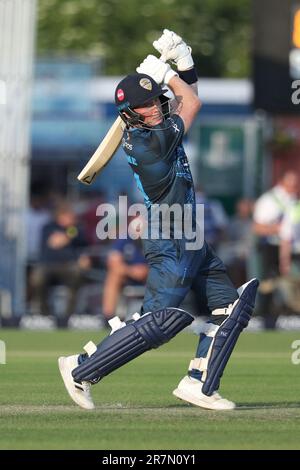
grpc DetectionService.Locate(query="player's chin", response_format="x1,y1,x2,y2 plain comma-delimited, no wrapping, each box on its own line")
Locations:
147,117,164,127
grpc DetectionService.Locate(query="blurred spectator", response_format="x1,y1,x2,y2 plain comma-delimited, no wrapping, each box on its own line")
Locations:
102,217,148,321
220,198,254,286
195,186,228,250
29,202,91,316
25,190,51,264
253,170,299,326
279,200,300,276
78,190,107,245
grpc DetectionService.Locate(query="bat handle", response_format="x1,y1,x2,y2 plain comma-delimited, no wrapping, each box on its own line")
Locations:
160,54,167,63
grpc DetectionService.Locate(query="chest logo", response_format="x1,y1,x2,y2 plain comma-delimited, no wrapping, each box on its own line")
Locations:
172,122,180,133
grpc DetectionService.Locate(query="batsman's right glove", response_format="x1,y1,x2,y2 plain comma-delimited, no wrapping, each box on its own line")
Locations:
153,29,194,71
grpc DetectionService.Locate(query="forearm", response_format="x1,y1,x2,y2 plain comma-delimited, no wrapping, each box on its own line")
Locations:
253,222,280,237
168,75,201,131
168,74,198,100
190,82,198,96
102,270,125,318
125,264,148,281
169,82,198,115
280,240,292,275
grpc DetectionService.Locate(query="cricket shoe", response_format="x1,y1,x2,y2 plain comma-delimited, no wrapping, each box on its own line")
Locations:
173,375,235,410
58,355,95,410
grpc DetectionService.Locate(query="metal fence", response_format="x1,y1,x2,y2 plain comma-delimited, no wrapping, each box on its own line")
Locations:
0,0,36,316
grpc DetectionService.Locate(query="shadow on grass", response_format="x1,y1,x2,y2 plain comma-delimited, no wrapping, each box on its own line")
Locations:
236,402,300,410
166,402,300,411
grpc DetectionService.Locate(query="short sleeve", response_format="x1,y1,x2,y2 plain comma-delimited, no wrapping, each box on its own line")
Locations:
253,193,282,224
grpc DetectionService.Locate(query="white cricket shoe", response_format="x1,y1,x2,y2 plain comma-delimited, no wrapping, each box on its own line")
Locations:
173,376,235,410
58,355,95,410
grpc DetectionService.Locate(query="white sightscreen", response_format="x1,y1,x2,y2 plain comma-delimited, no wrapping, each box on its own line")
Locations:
0,0,36,315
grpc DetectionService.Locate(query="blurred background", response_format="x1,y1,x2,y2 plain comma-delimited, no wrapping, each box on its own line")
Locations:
1,0,300,330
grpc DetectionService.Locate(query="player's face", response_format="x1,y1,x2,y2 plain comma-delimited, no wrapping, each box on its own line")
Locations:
134,98,163,126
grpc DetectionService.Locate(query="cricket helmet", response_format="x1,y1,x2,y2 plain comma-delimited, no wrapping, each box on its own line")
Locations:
115,73,169,126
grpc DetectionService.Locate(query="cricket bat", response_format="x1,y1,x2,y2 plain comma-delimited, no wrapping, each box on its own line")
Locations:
77,116,125,185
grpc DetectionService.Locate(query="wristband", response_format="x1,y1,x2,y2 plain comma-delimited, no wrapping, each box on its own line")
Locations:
178,67,198,85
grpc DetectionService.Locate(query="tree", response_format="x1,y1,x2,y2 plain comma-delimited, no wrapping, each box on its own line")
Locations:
37,0,251,77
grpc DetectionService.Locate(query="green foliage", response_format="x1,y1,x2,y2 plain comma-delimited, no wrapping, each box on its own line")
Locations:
37,0,251,77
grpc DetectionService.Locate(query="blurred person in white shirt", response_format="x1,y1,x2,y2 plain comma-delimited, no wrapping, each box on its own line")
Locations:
253,171,299,326
253,171,298,246
279,201,300,276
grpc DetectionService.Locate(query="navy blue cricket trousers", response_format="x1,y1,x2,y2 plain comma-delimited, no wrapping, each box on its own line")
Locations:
141,238,238,315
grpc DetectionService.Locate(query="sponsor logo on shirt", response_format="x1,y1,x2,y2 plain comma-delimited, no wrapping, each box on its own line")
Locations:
122,137,133,151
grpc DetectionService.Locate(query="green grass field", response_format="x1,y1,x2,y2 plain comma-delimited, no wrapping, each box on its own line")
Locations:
0,329,299,450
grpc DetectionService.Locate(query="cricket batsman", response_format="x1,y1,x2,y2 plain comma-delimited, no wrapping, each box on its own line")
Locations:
59,29,259,410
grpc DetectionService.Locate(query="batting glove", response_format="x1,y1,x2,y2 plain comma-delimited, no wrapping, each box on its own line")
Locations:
136,54,178,86
153,29,194,71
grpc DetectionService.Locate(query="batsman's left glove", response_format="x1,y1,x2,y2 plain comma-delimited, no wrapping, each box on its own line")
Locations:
153,29,194,71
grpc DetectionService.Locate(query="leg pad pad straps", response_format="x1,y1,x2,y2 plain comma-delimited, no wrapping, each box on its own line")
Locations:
72,308,193,383
202,278,259,396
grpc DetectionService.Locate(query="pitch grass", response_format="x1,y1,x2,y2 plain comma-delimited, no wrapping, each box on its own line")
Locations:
0,329,300,450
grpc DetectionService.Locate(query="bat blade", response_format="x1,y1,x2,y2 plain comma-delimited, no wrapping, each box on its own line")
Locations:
77,116,125,185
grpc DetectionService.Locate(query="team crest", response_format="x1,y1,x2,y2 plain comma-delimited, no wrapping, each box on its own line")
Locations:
139,78,152,91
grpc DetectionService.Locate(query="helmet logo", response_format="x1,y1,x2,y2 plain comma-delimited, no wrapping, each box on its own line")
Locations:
117,88,125,101
139,78,152,91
